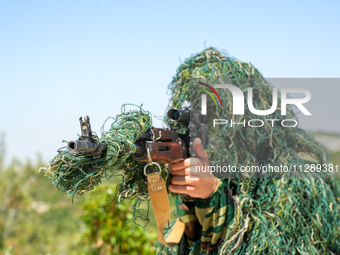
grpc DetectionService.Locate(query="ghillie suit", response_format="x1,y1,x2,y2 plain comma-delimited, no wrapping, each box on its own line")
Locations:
45,48,340,255
156,48,340,255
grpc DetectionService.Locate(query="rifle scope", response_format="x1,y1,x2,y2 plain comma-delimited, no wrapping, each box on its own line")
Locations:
167,101,190,122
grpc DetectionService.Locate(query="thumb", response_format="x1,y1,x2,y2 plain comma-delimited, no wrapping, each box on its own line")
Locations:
193,137,208,161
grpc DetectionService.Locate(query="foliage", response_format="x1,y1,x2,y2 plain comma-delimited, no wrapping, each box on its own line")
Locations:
0,135,158,255
77,184,157,255
0,156,84,255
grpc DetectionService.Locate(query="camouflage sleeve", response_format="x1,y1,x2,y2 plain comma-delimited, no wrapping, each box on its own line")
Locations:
176,179,235,254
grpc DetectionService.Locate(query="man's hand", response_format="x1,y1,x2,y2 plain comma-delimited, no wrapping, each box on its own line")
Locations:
167,138,217,199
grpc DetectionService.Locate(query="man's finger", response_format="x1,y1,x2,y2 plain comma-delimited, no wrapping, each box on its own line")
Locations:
167,158,201,171
170,169,190,176
170,167,204,177
168,184,195,195
193,137,208,161
171,175,199,185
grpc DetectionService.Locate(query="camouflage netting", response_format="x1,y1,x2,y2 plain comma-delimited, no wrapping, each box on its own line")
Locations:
44,105,171,217
162,48,340,254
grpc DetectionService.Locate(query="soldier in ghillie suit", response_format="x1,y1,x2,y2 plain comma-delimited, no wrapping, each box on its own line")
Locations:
46,47,340,254
156,48,340,255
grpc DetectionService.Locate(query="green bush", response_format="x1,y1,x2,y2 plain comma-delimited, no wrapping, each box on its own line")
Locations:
0,156,84,255
77,184,157,255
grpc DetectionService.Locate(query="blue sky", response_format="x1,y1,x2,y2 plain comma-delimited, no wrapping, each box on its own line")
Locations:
0,0,339,165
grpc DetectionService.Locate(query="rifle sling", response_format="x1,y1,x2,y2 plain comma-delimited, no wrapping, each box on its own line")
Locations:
147,172,185,248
